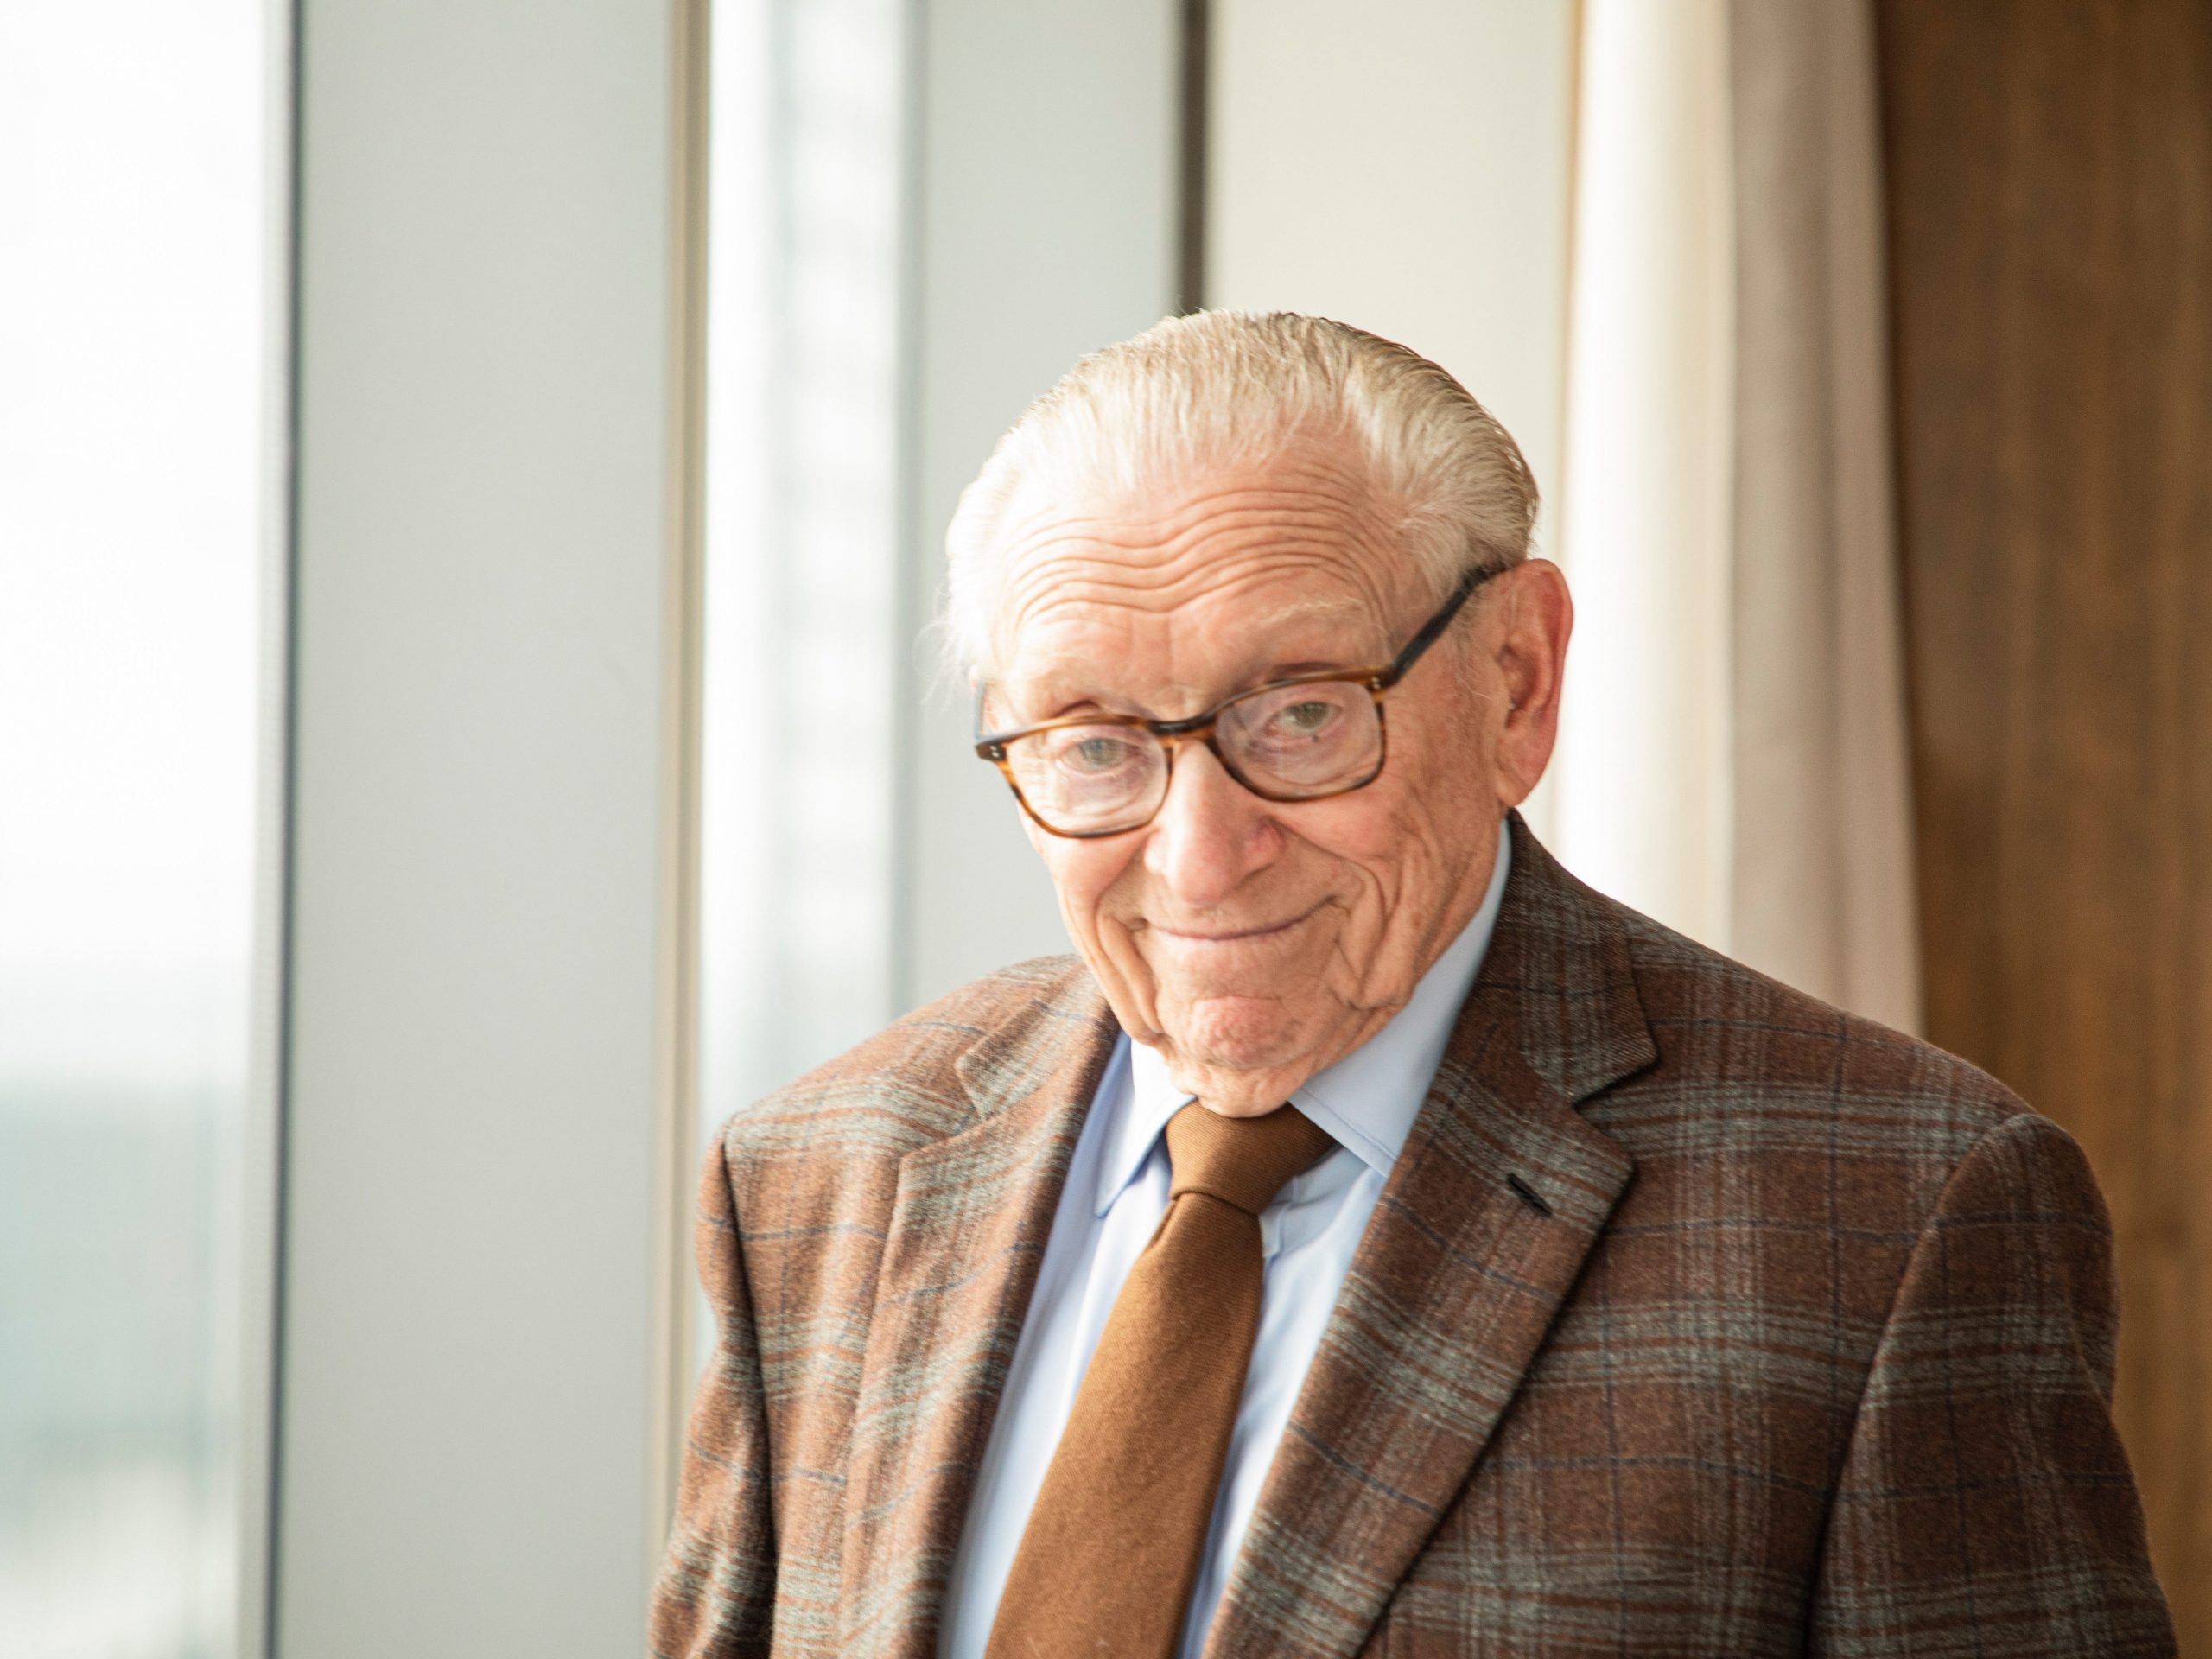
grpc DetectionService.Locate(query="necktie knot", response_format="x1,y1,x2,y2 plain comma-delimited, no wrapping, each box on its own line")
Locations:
1166,1100,1337,1216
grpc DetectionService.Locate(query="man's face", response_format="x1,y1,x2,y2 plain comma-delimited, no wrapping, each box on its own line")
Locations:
984,440,1569,1116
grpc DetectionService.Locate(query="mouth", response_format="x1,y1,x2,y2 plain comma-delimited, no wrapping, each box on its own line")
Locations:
1147,900,1326,945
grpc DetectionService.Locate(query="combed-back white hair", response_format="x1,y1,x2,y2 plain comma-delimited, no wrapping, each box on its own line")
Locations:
943,309,1539,677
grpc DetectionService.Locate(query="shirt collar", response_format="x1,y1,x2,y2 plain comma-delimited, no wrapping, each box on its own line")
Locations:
1096,829,1513,1216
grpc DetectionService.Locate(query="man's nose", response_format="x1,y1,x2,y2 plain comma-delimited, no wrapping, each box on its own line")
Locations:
1142,741,1282,906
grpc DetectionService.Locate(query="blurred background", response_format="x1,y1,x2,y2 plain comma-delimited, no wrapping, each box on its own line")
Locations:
2,0,2204,1655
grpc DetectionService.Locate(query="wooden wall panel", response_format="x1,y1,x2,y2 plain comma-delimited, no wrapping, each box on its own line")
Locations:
1878,0,2212,1639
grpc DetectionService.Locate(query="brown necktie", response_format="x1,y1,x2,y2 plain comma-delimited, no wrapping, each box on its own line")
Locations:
985,1100,1337,1659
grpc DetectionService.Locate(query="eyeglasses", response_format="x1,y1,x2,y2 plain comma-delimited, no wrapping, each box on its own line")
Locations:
973,562,1502,838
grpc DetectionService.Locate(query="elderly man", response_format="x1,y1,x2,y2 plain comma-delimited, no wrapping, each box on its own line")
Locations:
652,313,2172,1656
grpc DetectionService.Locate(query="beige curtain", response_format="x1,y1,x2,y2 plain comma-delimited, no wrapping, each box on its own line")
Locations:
1548,0,1738,955
1554,0,1922,1033
1727,0,1919,1033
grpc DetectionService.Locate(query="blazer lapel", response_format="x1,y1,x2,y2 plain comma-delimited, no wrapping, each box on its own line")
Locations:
1207,819,1658,1659
838,969,1119,1659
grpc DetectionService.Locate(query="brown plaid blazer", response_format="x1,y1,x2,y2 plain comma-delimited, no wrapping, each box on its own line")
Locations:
652,817,2174,1656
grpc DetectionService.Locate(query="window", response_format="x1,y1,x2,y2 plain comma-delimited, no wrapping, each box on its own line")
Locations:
0,6,283,1654
697,0,910,1167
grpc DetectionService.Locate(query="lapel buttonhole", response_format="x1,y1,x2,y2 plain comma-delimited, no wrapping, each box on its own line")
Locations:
1504,1172,1553,1217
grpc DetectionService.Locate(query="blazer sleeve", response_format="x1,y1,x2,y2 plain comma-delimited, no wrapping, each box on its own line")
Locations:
650,1135,778,1658
1808,1110,2176,1656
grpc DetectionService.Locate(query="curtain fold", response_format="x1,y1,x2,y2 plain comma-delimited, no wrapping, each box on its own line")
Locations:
1551,0,1737,955
1726,0,1921,1033
1554,0,1922,1033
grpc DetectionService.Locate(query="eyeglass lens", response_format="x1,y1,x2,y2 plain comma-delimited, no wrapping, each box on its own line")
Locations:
1001,680,1382,834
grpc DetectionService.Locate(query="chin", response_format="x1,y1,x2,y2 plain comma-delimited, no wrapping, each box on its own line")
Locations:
1172,993,1317,1073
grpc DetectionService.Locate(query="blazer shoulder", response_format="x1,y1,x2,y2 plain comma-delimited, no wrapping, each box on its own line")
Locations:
713,952,1099,1167
1598,892,2035,1168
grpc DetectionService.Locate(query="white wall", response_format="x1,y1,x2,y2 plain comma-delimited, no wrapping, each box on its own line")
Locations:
899,0,1183,1008
1205,0,1580,839
1208,0,1580,505
280,3,685,1653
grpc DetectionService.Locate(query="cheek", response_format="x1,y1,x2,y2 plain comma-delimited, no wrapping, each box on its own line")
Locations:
1314,685,1487,859
1372,697,1497,861
1035,834,1138,941
1294,778,1437,899
1293,756,1481,966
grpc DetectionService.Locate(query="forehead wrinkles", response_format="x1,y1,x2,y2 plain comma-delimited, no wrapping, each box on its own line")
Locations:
993,480,1403,645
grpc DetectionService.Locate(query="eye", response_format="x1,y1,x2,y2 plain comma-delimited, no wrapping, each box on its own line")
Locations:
1061,734,1141,773
1268,700,1339,738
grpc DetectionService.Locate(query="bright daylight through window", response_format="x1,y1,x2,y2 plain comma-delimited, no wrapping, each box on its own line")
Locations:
0,6,278,1656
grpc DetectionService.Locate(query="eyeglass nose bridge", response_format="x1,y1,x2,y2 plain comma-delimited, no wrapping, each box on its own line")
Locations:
1144,714,1230,806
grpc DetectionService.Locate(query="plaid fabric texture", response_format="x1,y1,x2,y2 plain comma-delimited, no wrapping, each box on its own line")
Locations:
652,817,2175,1656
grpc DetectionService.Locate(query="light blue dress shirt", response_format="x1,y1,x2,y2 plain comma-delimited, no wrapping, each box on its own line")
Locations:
939,834,1512,1658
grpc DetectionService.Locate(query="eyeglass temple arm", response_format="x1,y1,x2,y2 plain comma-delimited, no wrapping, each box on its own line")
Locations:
1373,562,1497,688
974,683,1058,753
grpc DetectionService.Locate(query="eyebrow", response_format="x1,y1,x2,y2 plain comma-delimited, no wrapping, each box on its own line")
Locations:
1011,649,1372,726
1242,593,1370,631
993,596,1391,723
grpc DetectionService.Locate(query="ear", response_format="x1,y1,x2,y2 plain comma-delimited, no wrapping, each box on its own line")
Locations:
1489,559,1573,810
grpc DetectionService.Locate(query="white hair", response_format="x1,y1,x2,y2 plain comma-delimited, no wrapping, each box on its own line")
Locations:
942,309,1539,677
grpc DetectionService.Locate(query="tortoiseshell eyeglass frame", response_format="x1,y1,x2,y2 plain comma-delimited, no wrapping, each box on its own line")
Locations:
972,561,1503,838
